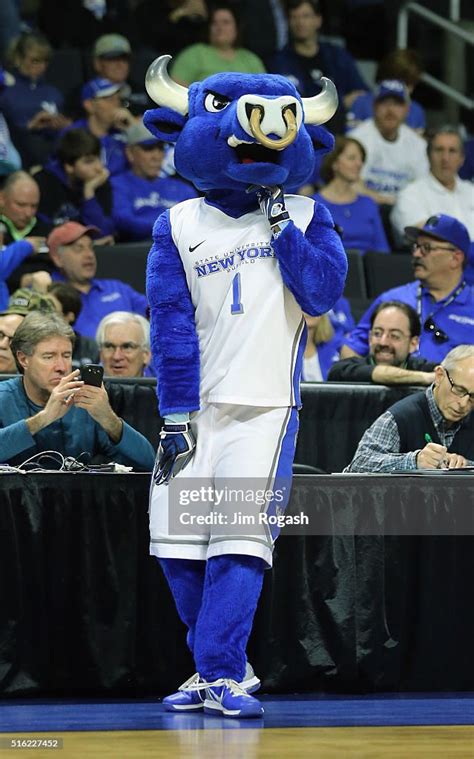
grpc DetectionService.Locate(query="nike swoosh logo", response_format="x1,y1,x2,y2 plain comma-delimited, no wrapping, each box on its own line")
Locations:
189,240,206,252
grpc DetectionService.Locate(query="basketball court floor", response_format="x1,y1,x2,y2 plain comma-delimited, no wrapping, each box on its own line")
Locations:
1,693,473,758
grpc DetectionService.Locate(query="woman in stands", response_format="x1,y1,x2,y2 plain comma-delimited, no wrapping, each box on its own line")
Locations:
0,32,70,166
170,2,265,85
302,297,355,381
312,136,389,254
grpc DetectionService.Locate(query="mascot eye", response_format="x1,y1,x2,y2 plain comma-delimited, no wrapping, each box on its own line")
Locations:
204,93,230,113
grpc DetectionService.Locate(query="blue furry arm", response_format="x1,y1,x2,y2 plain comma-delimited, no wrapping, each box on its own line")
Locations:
272,201,347,315
146,211,200,416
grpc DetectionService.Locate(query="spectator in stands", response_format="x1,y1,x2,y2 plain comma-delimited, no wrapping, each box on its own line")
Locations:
96,311,151,377
64,33,152,121
329,301,435,384
171,3,266,85
302,314,340,381
0,288,57,374
341,215,474,363
391,126,474,245
0,33,70,167
0,171,52,292
48,282,100,369
110,123,198,242
66,77,136,176
302,296,355,380
0,234,47,311
0,311,155,469
136,0,208,58
313,136,389,254
347,49,426,134
349,80,429,204
270,0,367,117
345,344,474,472
0,67,21,174
47,221,148,339
35,128,114,238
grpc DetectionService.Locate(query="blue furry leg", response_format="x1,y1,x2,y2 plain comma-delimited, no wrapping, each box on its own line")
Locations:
193,554,266,683
158,558,206,654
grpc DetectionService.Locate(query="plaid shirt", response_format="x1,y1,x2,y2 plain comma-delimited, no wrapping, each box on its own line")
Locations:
344,386,473,472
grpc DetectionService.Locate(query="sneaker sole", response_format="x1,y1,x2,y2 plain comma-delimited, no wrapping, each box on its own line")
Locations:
163,702,204,712
203,699,264,718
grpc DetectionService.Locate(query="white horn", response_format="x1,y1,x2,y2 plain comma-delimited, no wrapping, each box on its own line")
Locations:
302,78,338,125
145,55,189,116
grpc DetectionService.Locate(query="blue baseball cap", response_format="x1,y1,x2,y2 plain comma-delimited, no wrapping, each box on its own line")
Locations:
81,77,124,102
374,79,409,103
405,214,471,257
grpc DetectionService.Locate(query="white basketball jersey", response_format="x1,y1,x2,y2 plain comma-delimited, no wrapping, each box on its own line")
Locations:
169,195,315,407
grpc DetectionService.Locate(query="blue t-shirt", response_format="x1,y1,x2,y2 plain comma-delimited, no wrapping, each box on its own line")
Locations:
0,376,155,470
52,275,148,339
344,279,474,362
0,240,34,309
313,193,389,253
110,170,198,242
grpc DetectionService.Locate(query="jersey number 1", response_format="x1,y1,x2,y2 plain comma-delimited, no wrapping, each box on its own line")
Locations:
230,273,244,315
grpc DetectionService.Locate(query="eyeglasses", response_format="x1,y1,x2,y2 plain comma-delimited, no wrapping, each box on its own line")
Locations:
0,330,15,344
445,368,474,402
412,242,456,256
423,317,448,344
101,341,143,355
370,328,410,342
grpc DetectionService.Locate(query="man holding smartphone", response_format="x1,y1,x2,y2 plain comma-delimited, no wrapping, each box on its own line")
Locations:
0,311,155,469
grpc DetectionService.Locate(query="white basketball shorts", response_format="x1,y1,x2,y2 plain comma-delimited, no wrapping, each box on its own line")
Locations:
149,403,299,567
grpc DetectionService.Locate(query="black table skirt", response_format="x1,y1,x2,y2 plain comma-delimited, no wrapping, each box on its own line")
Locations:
0,473,473,697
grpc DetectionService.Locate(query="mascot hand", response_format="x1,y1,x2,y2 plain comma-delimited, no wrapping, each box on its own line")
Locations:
153,422,196,486
257,186,290,238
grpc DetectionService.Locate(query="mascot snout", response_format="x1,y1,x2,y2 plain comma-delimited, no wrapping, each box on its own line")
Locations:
237,95,301,150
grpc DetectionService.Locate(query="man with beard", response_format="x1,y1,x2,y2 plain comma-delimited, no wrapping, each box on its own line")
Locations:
329,301,435,384
341,214,474,363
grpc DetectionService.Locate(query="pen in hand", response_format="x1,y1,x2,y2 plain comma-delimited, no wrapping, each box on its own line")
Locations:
424,432,448,468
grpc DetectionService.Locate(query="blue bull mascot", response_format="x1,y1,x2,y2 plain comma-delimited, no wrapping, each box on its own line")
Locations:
145,55,347,718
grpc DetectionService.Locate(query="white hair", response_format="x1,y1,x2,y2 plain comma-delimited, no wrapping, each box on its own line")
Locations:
95,311,150,350
441,345,474,372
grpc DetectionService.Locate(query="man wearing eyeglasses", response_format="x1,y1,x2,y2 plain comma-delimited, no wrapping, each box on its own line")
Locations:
328,301,436,384
341,214,474,363
96,311,152,377
345,344,474,472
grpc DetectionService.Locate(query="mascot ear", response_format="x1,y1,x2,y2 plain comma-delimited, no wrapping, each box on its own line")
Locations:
143,107,186,144
306,125,335,159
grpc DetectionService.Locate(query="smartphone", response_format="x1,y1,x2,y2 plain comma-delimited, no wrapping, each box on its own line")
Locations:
80,364,104,387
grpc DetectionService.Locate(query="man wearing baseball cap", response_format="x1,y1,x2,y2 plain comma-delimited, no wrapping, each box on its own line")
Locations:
0,286,58,374
349,79,429,202
62,75,136,176
341,214,474,363
92,34,152,117
110,123,198,241
47,221,147,338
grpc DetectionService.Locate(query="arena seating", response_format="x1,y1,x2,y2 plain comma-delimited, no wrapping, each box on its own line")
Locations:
363,251,413,298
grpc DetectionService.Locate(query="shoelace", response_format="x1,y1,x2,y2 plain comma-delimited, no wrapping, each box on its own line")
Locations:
178,674,252,696
207,678,250,697
178,673,207,692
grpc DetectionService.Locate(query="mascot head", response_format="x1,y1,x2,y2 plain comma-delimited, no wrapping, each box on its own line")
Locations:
143,56,338,192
